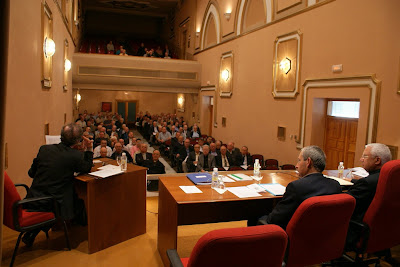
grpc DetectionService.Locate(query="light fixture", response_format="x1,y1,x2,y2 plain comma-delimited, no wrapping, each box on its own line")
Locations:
224,12,231,20
196,31,200,37
43,37,55,58
178,96,184,105
64,59,71,72
279,57,291,74
76,93,81,102
221,69,230,81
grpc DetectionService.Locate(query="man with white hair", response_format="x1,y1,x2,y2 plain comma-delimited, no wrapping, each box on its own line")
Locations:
345,143,392,248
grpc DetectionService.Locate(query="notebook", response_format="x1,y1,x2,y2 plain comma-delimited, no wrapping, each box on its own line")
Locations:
186,173,212,185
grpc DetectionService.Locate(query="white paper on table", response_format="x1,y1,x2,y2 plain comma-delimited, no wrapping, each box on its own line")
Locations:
260,183,286,196
247,184,266,193
179,186,203,194
93,160,103,164
218,176,235,183
45,135,61,144
351,167,369,178
98,165,121,171
324,176,354,186
228,173,253,181
89,169,124,178
227,186,262,198
213,188,227,194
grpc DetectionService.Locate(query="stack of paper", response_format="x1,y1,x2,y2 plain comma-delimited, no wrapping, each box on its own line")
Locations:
179,186,203,194
351,167,369,178
324,175,353,186
227,187,262,198
259,183,286,196
89,164,123,178
227,173,253,181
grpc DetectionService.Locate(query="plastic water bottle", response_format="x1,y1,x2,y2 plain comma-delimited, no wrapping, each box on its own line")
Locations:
121,152,128,172
338,162,344,178
211,168,219,189
253,159,261,178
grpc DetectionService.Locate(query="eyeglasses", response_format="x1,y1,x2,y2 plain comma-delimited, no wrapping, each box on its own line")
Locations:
361,154,377,159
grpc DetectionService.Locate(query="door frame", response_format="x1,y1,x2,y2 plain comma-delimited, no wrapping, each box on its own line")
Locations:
115,100,138,124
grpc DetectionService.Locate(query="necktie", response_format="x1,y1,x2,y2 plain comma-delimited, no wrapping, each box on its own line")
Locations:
223,156,228,167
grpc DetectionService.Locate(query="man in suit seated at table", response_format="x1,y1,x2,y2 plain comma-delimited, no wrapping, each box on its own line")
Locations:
135,143,152,166
176,138,193,173
95,147,112,159
227,142,241,166
248,145,342,229
209,142,218,157
215,145,233,170
236,146,253,170
143,150,166,174
111,142,133,163
196,145,216,172
186,144,202,172
344,143,392,249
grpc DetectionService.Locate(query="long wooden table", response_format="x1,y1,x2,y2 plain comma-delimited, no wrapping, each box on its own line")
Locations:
75,159,147,253
157,170,299,266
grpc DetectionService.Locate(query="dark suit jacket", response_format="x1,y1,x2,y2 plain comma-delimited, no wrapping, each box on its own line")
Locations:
177,145,193,161
111,150,133,163
196,154,216,172
189,130,201,138
266,172,342,230
236,153,253,167
227,148,241,165
215,153,233,168
143,160,166,174
136,152,153,166
346,169,380,222
187,151,202,172
26,143,93,219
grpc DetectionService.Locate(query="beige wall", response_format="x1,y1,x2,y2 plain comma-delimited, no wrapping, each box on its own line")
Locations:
5,0,76,187
189,0,400,166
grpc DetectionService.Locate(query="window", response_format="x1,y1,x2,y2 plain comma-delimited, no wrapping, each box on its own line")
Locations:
327,101,360,118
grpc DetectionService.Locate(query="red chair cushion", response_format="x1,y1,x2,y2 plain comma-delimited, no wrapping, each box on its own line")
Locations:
187,225,287,267
285,194,356,267
363,160,400,253
181,257,189,267
3,172,22,230
19,210,55,228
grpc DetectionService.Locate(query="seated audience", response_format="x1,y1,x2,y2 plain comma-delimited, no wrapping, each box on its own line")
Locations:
143,150,166,174
182,125,189,139
155,46,163,57
96,147,111,159
236,146,253,169
130,139,142,159
116,45,124,55
136,143,152,166
187,144,202,172
137,43,146,56
87,120,96,133
158,126,172,151
189,125,201,138
215,140,222,152
209,142,218,156
176,138,193,173
216,145,233,170
227,142,241,165
84,127,94,138
107,41,114,53
111,142,133,163
164,52,171,59
344,143,392,249
247,145,342,229
196,145,216,172
94,132,109,147
93,139,112,158
76,114,86,129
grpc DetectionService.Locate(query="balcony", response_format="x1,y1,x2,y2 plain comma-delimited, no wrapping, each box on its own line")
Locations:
72,53,201,93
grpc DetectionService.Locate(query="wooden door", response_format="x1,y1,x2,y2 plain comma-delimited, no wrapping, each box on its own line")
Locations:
324,116,358,170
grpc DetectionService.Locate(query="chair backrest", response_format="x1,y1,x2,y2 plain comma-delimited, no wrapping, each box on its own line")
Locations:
187,225,287,267
3,172,22,230
281,164,296,170
362,160,400,253
285,194,356,267
228,166,242,171
265,159,279,167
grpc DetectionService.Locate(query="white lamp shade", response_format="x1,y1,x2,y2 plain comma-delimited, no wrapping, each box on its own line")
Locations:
44,37,55,58
64,59,72,71
221,69,230,81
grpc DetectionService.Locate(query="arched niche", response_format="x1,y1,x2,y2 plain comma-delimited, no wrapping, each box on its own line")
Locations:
236,0,272,35
201,3,221,50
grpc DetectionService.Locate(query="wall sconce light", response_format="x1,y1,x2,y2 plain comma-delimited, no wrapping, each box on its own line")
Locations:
43,37,55,58
64,59,71,72
224,12,231,21
76,93,81,102
221,69,230,81
178,96,184,105
196,31,200,37
279,57,291,74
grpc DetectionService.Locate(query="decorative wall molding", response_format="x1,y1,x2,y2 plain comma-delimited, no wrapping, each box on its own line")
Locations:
201,3,221,50
236,0,272,35
297,75,381,149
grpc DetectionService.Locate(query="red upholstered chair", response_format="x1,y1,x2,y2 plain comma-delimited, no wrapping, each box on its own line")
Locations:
265,159,279,170
280,164,296,170
252,154,265,167
284,194,356,267
343,160,400,265
228,166,243,171
167,225,288,267
3,172,71,267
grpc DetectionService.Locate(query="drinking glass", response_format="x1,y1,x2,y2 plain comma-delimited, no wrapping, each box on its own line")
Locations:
116,156,122,166
217,175,227,193
253,175,263,184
